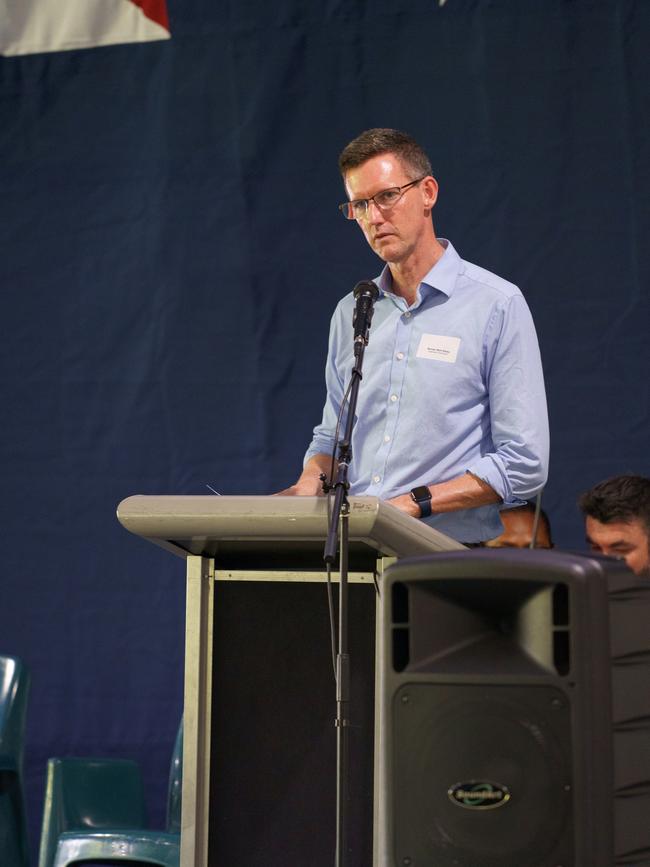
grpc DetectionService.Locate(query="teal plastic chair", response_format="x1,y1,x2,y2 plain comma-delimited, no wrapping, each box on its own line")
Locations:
38,721,182,867
0,654,31,867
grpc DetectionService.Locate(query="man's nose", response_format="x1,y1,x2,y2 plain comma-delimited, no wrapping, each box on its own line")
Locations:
366,199,384,223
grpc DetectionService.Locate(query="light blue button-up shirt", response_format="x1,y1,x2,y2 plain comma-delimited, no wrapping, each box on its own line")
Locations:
305,240,549,542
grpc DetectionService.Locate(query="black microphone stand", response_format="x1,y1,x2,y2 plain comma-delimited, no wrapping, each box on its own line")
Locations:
323,323,372,867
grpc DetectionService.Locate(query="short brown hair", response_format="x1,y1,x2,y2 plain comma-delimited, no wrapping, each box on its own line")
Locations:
338,128,432,179
578,474,650,534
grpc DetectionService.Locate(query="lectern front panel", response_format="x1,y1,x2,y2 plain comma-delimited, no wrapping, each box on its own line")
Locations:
208,580,376,866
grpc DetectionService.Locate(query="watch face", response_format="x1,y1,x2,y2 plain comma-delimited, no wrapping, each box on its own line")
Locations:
411,486,431,502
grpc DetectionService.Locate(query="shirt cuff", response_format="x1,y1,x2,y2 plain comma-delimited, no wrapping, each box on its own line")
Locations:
466,456,526,508
304,436,335,467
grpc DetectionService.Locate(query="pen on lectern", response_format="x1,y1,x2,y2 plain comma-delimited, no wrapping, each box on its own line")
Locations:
205,484,222,496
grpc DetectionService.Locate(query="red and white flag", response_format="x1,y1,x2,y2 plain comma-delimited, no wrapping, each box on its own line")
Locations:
0,0,171,56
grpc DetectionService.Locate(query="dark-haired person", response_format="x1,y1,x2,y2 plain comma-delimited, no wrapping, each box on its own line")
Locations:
484,502,553,549
281,128,549,544
579,475,650,576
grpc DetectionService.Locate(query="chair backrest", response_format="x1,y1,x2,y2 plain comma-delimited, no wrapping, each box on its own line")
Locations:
0,655,30,773
38,756,147,867
166,718,183,833
38,715,183,867
0,654,31,867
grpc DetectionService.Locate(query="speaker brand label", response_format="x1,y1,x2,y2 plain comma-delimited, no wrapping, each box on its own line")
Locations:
448,781,511,810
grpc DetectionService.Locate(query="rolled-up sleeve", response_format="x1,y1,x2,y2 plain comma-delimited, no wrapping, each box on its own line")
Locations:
467,294,549,505
304,307,346,464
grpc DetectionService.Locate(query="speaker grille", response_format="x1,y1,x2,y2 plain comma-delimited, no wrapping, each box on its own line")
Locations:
392,683,574,867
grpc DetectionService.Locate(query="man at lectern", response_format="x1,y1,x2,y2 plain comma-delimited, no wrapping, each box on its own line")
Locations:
280,128,549,545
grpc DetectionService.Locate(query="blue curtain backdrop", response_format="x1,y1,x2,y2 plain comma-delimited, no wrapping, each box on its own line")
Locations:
1,0,649,857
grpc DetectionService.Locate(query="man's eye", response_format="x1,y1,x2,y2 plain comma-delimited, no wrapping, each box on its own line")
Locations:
376,189,400,207
352,201,367,216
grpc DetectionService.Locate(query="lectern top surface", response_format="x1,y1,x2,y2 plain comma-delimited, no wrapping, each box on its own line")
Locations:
116,494,464,564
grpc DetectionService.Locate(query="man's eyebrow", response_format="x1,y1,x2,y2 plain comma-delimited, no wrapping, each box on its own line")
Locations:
351,184,397,201
587,536,634,551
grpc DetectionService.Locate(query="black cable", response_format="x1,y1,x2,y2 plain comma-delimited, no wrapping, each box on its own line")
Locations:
324,377,355,684
325,562,338,680
529,489,544,549
328,376,354,492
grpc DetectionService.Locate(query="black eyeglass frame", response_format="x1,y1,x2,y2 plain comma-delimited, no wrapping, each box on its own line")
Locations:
338,176,427,220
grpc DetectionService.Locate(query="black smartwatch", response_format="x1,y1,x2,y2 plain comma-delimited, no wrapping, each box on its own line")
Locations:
410,485,432,518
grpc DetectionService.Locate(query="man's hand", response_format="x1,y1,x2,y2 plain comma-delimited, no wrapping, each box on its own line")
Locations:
274,476,325,496
273,453,332,497
386,492,421,517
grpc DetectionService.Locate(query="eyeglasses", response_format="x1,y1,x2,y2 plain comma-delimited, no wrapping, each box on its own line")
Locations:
338,177,426,220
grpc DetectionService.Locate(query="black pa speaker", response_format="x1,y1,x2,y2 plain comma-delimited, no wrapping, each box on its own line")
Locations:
380,549,650,867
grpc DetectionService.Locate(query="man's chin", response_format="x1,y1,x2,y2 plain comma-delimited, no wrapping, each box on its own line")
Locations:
373,240,404,262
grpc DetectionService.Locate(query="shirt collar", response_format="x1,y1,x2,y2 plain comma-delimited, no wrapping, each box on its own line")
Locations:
375,238,461,302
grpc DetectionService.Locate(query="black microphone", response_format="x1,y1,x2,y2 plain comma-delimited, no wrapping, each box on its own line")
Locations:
352,280,380,356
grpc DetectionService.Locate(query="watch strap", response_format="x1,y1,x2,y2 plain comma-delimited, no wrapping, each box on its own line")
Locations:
410,486,432,519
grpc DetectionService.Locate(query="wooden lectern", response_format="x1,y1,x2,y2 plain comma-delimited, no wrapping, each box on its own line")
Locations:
117,495,463,867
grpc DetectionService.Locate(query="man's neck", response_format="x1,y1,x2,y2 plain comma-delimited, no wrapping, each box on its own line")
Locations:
388,238,446,305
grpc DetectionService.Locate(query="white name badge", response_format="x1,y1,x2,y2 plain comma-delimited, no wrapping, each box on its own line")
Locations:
416,333,461,363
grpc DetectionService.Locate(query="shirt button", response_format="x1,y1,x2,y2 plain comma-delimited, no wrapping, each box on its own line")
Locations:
396,351,404,360
384,435,391,443
404,311,411,319
373,475,381,483
390,394,398,402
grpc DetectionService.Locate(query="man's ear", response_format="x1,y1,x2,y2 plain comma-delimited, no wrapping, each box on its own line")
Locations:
422,176,439,211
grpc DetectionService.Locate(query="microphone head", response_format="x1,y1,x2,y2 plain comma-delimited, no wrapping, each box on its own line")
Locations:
353,280,379,301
